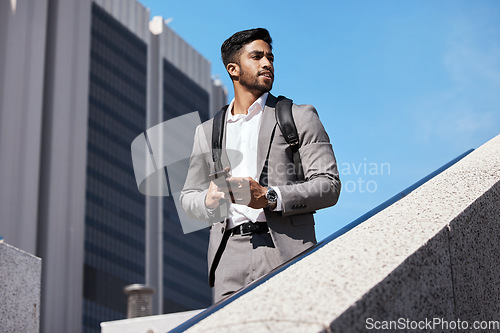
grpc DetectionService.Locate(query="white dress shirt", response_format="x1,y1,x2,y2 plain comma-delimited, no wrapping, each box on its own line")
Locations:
225,92,282,229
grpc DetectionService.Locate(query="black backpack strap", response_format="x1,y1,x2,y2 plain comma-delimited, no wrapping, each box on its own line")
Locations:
275,96,304,182
212,105,228,172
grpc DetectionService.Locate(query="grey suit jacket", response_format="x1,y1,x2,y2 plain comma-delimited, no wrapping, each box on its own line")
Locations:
180,94,341,287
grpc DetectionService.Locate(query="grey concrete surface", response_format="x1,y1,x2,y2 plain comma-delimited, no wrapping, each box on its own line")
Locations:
448,180,500,321
0,242,42,333
183,134,500,333
101,309,204,333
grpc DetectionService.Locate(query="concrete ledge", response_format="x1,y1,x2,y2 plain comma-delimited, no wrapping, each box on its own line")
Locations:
449,180,500,320
184,134,500,332
330,180,499,332
101,309,204,333
0,241,42,332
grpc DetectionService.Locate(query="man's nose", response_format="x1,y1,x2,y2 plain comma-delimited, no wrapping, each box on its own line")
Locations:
261,57,273,69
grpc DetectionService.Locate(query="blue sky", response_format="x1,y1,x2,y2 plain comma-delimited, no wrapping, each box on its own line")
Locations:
140,0,500,241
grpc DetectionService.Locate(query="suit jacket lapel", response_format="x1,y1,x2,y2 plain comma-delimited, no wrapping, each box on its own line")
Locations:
256,94,278,180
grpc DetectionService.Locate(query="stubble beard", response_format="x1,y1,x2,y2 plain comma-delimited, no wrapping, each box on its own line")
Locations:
239,67,273,94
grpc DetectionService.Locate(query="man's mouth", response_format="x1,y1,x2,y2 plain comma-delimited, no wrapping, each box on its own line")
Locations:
259,71,273,79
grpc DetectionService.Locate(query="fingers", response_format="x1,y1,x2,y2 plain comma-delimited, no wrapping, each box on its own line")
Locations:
222,178,250,205
226,177,250,189
220,176,266,208
225,176,243,183
205,181,227,209
213,187,225,199
226,179,249,196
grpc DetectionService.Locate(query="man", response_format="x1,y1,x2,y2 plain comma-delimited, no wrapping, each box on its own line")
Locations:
181,28,340,302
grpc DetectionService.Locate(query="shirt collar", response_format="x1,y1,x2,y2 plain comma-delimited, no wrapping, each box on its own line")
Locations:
227,92,269,123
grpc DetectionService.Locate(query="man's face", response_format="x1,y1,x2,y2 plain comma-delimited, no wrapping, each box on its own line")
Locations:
235,39,274,94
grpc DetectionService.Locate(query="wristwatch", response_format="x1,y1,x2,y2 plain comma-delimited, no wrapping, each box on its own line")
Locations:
265,187,278,209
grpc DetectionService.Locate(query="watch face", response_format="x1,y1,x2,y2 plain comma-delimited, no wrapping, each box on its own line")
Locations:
267,188,277,202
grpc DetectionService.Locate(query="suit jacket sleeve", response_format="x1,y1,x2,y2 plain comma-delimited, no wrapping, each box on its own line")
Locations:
180,124,213,221
275,104,341,217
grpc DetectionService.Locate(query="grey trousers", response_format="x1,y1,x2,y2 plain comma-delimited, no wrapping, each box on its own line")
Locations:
212,229,283,303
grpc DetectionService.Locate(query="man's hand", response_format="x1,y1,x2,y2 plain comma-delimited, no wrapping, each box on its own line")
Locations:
226,176,268,209
205,181,226,209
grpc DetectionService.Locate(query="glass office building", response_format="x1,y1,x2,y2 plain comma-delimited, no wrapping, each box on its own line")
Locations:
83,3,216,332
83,4,148,329
0,1,225,331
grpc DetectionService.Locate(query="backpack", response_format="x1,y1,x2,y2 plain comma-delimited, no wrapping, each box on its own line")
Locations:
211,95,304,183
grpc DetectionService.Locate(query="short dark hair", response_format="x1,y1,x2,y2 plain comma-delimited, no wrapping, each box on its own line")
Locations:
221,28,273,68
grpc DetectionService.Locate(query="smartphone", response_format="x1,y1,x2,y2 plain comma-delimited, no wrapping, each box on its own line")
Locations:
209,169,229,188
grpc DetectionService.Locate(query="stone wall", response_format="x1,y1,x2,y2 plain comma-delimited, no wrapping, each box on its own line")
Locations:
0,242,42,332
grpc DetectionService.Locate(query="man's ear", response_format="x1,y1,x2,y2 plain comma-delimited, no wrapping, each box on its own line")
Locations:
226,62,239,80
